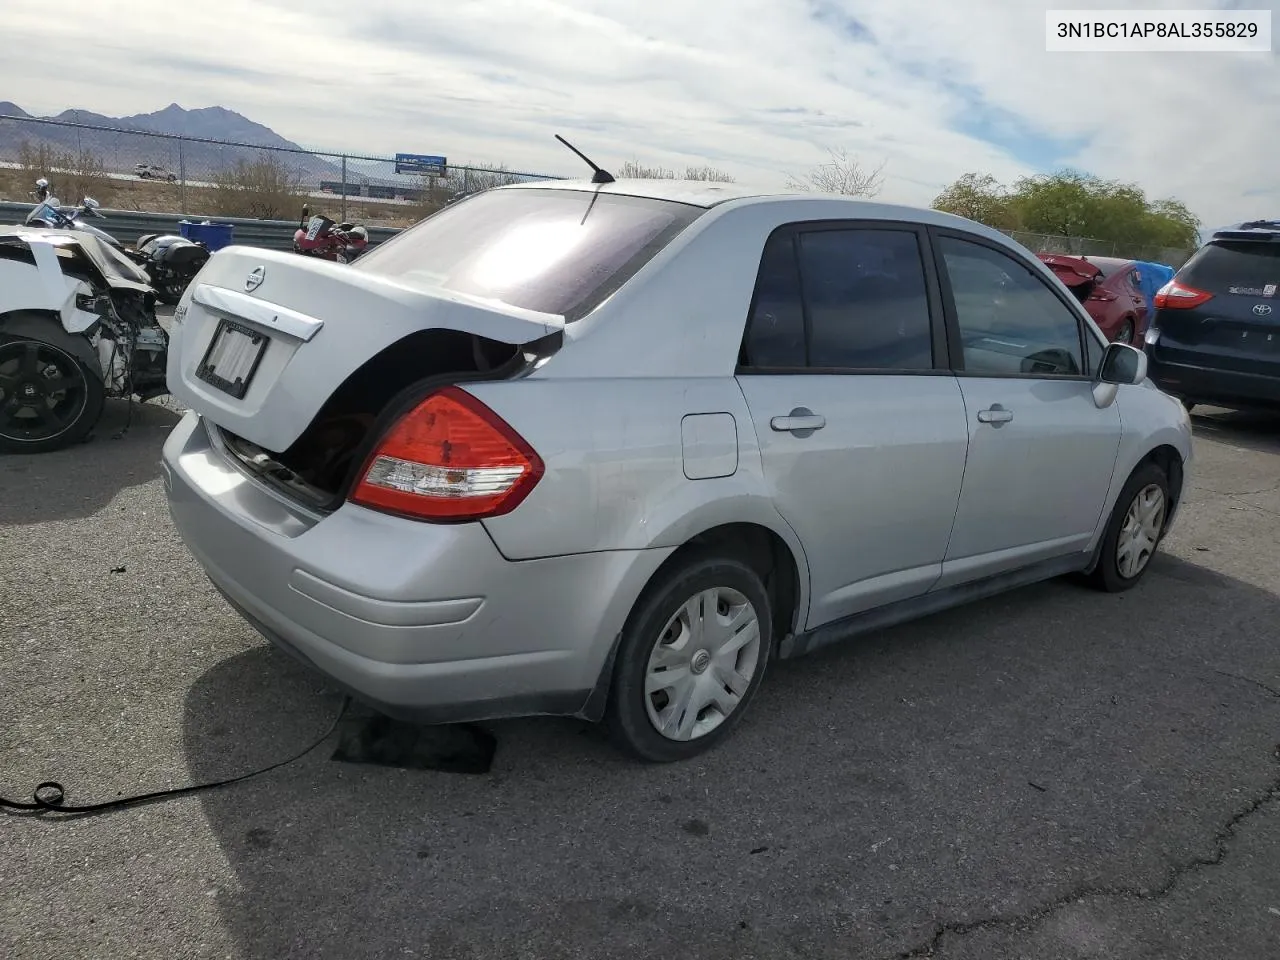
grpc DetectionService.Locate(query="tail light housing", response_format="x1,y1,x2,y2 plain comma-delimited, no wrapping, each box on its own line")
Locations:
350,386,543,522
1154,280,1213,310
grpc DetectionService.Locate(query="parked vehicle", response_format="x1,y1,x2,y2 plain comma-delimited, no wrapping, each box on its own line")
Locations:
1038,254,1150,343
132,232,211,304
1145,220,1280,412
292,206,369,263
0,225,169,452
161,180,1193,762
135,163,178,182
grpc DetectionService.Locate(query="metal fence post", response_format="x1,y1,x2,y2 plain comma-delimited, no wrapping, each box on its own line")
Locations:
341,155,348,223
178,138,186,214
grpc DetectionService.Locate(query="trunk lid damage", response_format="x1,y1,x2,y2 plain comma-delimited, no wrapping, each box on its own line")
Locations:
168,246,565,454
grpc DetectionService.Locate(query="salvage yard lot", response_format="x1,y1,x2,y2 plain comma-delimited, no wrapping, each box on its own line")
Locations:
2,401,1279,960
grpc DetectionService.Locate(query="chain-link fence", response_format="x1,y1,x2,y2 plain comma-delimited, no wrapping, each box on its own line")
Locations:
0,113,563,228
0,113,1199,266
1003,229,1193,268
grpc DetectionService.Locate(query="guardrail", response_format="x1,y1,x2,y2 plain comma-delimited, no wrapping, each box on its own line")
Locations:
0,202,404,251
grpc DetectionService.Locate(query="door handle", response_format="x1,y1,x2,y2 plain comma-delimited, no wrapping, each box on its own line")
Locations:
770,407,826,436
977,405,1014,426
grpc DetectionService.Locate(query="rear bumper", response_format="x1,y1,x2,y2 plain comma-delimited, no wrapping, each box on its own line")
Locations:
161,411,669,724
1146,355,1280,411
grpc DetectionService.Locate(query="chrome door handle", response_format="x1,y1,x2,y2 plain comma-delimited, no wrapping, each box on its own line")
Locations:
977,405,1014,426
770,407,826,436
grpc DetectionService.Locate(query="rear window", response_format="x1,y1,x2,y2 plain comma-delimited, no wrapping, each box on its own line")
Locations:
352,188,704,320
1179,241,1280,296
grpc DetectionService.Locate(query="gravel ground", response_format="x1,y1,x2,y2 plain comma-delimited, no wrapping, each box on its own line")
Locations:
2,400,1279,960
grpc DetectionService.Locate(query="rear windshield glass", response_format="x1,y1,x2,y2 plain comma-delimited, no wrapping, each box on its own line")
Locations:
1179,241,1280,295
352,188,705,320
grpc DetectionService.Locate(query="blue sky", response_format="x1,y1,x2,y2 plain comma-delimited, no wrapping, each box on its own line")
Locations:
5,0,1277,232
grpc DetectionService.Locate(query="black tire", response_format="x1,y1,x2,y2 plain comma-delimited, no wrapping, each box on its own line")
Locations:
0,330,105,454
605,552,773,763
1181,398,1196,413
1087,461,1171,593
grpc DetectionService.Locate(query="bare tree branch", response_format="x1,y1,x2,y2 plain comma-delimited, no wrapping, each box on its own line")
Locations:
786,147,886,198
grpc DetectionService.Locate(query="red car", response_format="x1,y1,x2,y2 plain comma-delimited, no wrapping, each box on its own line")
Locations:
1038,254,1150,344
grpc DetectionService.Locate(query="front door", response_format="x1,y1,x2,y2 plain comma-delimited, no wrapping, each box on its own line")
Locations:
735,223,970,629
931,232,1123,588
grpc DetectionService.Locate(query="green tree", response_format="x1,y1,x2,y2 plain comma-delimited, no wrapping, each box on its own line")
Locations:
931,172,1018,230
931,168,1201,252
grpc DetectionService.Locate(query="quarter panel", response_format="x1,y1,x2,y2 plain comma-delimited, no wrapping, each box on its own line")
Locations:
467,376,799,554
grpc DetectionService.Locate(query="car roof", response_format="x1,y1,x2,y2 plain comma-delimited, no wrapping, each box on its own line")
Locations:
496,177,1011,235
1211,220,1280,242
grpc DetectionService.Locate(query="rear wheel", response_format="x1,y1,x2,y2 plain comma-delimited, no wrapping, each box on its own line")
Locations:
0,334,104,453
606,552,772,762
1087,462,1170,593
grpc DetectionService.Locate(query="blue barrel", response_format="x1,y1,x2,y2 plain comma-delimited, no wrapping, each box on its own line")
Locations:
179,220,235,251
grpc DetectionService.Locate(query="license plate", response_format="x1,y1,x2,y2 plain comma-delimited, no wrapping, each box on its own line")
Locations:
195,318,268,399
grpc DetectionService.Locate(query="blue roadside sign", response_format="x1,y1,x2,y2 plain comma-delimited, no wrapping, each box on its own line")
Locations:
395,153,448,177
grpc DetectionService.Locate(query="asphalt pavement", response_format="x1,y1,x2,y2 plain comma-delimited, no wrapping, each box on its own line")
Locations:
2,400,1279,960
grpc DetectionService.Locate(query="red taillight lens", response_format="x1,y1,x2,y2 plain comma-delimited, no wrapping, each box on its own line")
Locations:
1154,280,1213,310
350,386,543,522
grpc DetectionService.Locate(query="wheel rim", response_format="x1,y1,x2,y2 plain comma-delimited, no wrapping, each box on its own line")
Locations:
1116,321,1134,344
1116,483,1165,579
644,586,762,741
0,340,89,444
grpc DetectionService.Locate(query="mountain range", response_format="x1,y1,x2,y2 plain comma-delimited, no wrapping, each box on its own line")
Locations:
0,102,341,181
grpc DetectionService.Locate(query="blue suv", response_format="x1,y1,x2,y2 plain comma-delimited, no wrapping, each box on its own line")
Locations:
1145,220,1280,412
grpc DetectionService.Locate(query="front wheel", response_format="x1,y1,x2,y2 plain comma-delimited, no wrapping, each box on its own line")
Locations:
0,335,105,453
1087,462,1171,593
606,553,772,762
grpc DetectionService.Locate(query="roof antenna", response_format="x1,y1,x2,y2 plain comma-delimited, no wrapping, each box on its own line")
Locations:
554,134,615,184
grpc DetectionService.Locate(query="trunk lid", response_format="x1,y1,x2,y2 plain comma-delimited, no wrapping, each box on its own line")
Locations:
167,246,565,452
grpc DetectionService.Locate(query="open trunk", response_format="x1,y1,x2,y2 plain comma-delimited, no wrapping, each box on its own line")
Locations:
168,246,564,509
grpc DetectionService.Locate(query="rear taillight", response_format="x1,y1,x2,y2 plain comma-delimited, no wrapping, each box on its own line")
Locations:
350,386,543,522
1154,280,1213,310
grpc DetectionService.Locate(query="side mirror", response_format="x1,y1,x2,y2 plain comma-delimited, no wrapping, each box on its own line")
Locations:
82,197,99,209
1098,341,1148,386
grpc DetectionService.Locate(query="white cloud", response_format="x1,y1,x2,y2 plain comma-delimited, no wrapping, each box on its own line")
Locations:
4,0,1277,232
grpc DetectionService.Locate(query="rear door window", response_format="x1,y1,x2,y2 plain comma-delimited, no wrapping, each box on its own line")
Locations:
352,188,704,320
739,225,937,371
796,229,935,370
1179,241,1280,296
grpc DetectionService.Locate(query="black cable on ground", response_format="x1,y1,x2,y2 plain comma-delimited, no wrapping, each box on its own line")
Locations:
1,696,350,818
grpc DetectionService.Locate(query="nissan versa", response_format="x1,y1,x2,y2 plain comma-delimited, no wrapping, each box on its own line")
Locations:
161,179,1193,762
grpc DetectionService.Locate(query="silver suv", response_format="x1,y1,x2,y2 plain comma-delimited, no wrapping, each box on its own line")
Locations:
161,180,1193,762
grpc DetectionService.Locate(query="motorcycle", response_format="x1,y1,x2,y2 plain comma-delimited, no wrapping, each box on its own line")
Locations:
292,205,369,263
25,179,123,251
0,216,169,453
131,232,211,305
24,178,210,304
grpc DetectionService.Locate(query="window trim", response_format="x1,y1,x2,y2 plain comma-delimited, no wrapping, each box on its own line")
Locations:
736,218,951,377
928,226,1106,382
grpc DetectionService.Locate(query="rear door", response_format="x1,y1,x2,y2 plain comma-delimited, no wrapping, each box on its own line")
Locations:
1150,237,1280,376
735,222,970,629
931,230,1122,588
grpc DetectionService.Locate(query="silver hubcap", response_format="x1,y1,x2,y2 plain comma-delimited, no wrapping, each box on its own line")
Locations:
644,587,762,741
1117,483,1165,579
